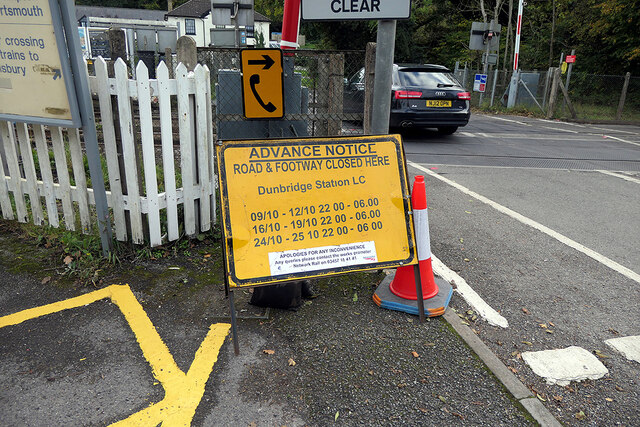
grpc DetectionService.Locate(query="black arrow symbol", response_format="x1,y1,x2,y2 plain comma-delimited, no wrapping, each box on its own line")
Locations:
52,69,61,80
248,55,275,70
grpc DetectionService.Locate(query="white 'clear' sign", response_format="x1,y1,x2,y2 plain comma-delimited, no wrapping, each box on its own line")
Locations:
301,0,411,21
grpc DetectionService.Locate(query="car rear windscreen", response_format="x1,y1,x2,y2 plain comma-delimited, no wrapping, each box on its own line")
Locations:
398,70,461,88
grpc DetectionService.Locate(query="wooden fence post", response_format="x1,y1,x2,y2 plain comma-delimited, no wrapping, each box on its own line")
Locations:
364,42,376,135
616,72,631,121
546,67,561,119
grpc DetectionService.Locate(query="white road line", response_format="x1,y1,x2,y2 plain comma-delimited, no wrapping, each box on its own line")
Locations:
483,115,531,126
537,119,586,128
540,126,579,134
409,161,640,285
605,336,640,364
591,126,639,135
460,132,476,137
431,254,509,328
478,132,490,138
602,135,640,148
596,170,640,184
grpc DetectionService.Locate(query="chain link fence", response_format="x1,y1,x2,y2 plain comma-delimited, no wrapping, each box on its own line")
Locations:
197,48,366,139
454,67,640,122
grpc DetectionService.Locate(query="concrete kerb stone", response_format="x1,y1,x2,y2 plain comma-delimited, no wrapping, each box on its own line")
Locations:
443,310,562,427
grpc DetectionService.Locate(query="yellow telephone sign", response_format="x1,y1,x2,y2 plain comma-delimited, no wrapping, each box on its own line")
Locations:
240,49,284,119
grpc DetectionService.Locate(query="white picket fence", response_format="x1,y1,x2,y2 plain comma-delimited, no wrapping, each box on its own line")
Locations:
0,57,216,247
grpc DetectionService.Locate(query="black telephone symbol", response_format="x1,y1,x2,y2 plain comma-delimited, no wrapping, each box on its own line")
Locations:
249,74,277,113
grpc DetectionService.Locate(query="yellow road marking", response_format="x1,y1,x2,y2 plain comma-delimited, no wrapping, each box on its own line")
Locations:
0,284,230,426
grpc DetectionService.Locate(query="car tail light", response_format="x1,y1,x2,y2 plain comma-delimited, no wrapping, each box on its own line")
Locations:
457,92,471,100
394,90,422,99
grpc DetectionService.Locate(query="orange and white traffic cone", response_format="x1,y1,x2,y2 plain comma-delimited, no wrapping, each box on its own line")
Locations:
389,175,439,300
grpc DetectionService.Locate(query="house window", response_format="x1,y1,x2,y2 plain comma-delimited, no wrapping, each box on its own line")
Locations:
185,19,196,35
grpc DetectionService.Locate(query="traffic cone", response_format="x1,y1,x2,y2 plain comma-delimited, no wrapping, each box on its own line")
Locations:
389,175,439,300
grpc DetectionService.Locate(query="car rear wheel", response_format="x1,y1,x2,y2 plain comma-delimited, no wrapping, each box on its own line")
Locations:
437,126,458,135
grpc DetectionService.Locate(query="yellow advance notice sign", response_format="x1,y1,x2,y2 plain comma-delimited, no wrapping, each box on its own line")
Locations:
217,135,417,288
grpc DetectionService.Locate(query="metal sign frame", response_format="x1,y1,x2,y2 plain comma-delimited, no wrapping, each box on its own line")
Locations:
300,0,412,21
216,134,417,289
0,0,82,127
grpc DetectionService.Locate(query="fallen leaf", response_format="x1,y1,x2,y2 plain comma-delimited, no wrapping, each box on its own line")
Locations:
460,320,470,326
553,395,563,402
539,323,548,329
41,276,51,285
452,411,464,419
459,238,464,243
352,292,358,302
615,385,624,392
204,254,211,258
438,395,447,403
522,341,533,346
545,329,554,334
508,367,518,374
605,398,613,402
335,411,339,421
463,258,470,262
537,393,546,402
411,351,419,358
79,357,86,361
263,349,275,355
522,307,530,315
594,350,610,359
397,383,407,388
466,310,474,315
575,411,586,420
465,211,472,214
63,256,73,265
418,407,428,413
288,358,296,366
549,321,555,327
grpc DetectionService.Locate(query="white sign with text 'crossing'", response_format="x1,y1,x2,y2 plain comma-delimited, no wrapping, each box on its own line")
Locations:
301,0,411,21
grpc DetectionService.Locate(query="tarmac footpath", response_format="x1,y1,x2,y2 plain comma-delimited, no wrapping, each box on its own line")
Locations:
0,242,549,426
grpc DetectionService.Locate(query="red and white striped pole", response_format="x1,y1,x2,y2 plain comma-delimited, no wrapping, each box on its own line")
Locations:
281,0,301,55
513,0,524,71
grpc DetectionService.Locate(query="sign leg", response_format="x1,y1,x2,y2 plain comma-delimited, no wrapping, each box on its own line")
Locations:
414,264,426,323
228,289,240,355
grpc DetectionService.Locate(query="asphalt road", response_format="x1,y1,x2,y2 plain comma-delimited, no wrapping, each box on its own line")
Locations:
403,114,640,426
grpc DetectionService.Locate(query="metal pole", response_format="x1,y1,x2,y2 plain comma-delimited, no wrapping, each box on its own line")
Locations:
490,67,498,107
60,0,113,256
562,49,575,111
127,28,136,79
228,289,240,354
371,19,396,135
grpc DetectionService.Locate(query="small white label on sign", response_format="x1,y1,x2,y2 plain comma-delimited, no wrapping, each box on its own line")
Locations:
269,241,378,276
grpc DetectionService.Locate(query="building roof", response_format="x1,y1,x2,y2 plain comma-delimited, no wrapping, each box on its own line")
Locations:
76,6,167,23
165,0,271,22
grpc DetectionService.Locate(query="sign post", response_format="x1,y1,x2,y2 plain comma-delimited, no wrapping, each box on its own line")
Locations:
300,0,412,135
0,0,113,255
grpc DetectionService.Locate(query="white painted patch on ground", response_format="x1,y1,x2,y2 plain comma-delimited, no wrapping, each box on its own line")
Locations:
521,346,609,386
431,254,508,328
605,335,640,364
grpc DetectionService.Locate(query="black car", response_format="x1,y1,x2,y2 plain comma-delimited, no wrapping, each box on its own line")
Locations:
344,64,471,134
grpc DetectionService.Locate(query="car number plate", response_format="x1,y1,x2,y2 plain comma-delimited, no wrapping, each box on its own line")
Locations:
426,100,451,107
